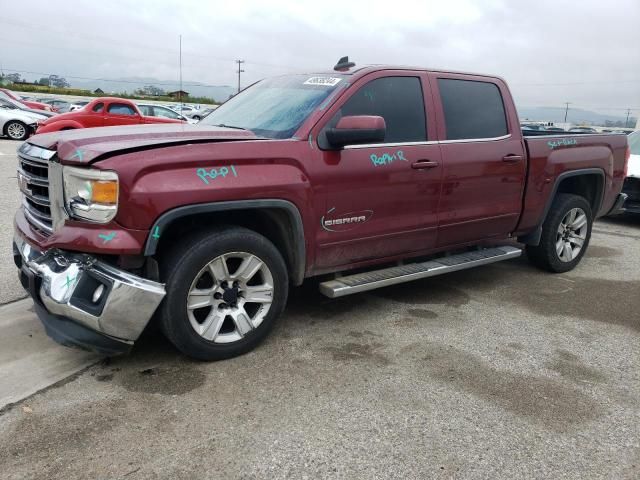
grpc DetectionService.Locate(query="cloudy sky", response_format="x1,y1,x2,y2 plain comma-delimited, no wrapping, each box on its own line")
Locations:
0,0,638,115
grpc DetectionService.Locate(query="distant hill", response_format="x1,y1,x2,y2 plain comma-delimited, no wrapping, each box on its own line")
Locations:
69,76,236,103
517,106,631,125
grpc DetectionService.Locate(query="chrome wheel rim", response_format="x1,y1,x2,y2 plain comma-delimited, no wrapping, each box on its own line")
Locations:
186,252,274,343
555,207,588,262
7,122,26,139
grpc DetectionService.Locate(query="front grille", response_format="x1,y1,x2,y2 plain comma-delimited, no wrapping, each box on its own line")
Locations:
17,146,54,235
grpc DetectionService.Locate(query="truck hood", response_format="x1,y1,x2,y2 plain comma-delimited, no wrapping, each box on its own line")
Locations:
28,124,259,164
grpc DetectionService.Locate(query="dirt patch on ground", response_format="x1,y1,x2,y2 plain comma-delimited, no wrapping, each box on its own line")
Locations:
546,349,608,384
323,342,391,365
420,343,603,431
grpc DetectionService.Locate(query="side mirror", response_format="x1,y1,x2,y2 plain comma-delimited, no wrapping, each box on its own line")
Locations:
326,115,386,148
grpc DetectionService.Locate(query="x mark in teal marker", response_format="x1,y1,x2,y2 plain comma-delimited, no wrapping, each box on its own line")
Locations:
98,232,116,244
64,274,76,290
70,149,84,161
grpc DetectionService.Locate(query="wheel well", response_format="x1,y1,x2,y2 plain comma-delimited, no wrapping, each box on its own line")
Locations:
153,208,302,285
556,173,603,214
4,120,25,133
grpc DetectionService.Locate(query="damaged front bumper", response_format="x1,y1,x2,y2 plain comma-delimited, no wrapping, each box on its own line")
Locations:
13,233,165,355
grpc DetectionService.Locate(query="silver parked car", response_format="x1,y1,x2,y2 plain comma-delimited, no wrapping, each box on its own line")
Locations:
137,103,197,124
0,103,47,140
0,97,56,119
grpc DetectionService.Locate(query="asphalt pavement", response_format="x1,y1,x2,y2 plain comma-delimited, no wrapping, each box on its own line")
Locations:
0,136,638,479
0,139,25,306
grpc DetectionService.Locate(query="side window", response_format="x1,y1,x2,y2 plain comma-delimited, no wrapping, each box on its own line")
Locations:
154,107,181,119
138,105,153,116
107,103,136,116
327,76,427,144
92,102,104,113
438,79,508,140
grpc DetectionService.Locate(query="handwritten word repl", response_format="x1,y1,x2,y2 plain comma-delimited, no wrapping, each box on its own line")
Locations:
547,138,577,149
370,150,407,167
197,165,238,185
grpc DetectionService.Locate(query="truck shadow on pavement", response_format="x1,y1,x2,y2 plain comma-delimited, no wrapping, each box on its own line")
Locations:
82,251,637,434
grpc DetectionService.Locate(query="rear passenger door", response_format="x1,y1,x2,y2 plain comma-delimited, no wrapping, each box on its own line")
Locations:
430,74,526,247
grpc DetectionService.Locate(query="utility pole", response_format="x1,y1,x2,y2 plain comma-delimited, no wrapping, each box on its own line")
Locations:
236,60,245,93
563,102,571,123
179,35,183,107
625,108,632,128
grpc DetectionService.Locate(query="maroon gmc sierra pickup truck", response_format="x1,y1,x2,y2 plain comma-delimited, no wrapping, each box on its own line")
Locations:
13,58,629,360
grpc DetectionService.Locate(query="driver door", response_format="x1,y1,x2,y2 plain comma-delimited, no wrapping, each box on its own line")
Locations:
313,73,443,270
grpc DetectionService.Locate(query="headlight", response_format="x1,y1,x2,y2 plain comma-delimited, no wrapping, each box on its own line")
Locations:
63,166,118,223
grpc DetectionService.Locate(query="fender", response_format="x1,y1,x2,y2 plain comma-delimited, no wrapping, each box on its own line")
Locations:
518,168,605,245
143,199,306,285
36,119,84,133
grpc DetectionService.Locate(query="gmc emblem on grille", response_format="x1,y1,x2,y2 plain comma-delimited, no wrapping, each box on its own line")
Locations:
17,172,31,196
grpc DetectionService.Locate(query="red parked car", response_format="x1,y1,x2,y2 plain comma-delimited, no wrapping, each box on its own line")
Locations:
35,97,185,133
0,88,52,112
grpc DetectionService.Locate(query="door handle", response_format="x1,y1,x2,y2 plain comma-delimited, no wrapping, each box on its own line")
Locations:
502,154,523,162
411,159,439,169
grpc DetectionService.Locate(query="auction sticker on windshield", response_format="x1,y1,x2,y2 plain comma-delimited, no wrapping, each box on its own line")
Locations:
303,77,342,86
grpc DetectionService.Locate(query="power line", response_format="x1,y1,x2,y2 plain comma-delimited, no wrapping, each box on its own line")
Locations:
512,80,640,86
2,67,236,89
0,18,298,72
236,60,245,93
563,102,571,122
179,35,183,104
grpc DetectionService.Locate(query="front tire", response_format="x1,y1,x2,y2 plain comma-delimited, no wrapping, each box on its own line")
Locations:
526,193,592,273
5,121,29,140
158,226,288,360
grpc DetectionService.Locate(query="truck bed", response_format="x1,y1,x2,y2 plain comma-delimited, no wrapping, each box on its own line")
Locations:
515,132,629,235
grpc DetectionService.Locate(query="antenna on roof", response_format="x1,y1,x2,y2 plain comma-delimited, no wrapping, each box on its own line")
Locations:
334,56,356,72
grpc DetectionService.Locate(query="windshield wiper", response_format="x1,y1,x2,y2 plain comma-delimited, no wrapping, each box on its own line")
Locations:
211,123,247,131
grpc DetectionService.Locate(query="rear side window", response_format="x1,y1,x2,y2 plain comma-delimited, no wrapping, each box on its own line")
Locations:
92,103,104,113
108,103,136,116
338,76,427,143
438,79,508,140
138,105,153,116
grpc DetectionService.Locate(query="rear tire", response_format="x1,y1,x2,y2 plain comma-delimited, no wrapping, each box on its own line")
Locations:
526,193,592,273
158,226,288,361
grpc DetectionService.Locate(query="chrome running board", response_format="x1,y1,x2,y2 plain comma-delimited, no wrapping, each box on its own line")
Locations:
319,246,522,298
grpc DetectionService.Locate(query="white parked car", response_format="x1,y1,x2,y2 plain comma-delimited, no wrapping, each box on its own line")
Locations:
621,130,640,214
0,104,47,140
169,104,198,116
69,100,91,112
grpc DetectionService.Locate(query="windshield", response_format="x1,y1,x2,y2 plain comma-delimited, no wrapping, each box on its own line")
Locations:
0,98,17,109
629,130,640,155
200,74,347,139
